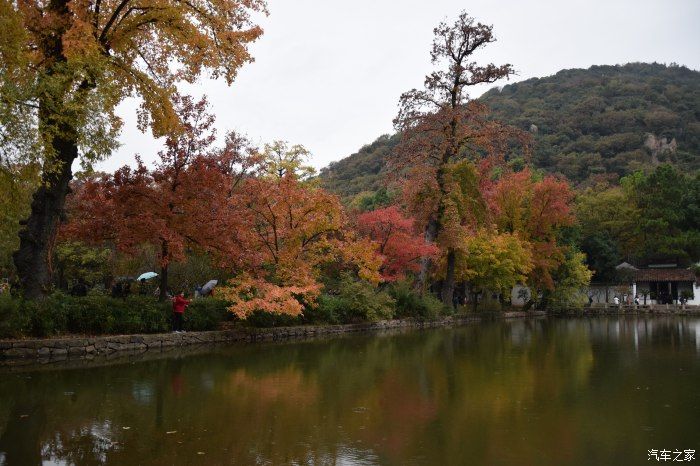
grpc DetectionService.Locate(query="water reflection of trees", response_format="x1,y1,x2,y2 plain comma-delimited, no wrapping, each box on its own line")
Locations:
0,318,699,465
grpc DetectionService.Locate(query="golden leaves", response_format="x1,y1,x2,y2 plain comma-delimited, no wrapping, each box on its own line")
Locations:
3,0,266,166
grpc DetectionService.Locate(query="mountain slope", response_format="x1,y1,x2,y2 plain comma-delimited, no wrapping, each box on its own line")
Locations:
320,63,700,200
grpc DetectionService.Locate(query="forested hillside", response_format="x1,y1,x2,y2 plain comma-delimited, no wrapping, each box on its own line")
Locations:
320,63,700,200
319,134,399,201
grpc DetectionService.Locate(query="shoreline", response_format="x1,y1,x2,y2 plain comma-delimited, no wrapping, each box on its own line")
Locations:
0,311,543,365
2,307,699,367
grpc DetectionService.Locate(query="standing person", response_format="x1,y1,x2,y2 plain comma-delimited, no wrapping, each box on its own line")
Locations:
138,278,148,295
613,296,620,306
122,281,131,299
171,292,191,333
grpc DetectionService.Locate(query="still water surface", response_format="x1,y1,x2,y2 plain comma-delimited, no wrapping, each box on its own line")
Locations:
1,317,699,465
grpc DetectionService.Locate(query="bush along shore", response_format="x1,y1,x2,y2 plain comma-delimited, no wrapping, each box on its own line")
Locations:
0,293,230,339
3,289,699,362
0,280,454,341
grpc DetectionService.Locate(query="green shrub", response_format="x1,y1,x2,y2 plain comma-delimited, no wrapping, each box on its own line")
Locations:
388,280,446,320
317,277,395,323
63,295,116,334
28,298,68,338
139,300,170,333
302,298,341,324
0,294,30,338
244,310,301,328
475,299,503,313
308,296,341,324
110,297,169,334
0,294,69,338
184,299,230,331
0,293,232,338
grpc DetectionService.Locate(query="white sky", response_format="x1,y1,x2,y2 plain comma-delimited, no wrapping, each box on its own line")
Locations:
97,0,700,172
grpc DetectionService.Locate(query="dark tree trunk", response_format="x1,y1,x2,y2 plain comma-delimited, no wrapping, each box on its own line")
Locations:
159,240,169,301
12,0,81,299
441,248,456,306
537,290,550,311
13,134,77,299
417,217,439,293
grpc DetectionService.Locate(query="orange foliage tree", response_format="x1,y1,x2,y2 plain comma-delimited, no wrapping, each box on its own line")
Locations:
218,148,381,319
490,168,577,299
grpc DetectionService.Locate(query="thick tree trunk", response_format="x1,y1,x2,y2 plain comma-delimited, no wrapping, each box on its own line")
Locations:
417,218,439,292
441,248,456,306
159,240,169,301
12,0,80,299
13,134,77,299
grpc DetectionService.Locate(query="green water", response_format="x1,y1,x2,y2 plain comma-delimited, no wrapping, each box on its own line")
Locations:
1,317,699,465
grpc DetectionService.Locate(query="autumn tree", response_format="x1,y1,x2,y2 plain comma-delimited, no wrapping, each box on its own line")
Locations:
219,147,380,319
0,164,38,276
63,96,255,299
391,12,527,304
357,206,438,282
1,0,265,298
490,168,590,308
453,229,532,311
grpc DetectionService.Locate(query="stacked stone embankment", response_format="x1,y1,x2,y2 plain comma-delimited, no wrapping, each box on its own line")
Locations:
0,312,544,362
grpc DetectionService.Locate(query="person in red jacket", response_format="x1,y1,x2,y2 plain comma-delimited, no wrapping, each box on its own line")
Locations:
171,292,191,333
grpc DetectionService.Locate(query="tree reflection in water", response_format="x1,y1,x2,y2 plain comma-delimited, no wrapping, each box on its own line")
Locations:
0,317,699,465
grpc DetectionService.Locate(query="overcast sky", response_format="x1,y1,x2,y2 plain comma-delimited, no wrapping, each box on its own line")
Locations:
97,0,700,173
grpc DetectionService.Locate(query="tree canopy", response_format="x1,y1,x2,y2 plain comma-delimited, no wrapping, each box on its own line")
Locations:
1,0,266,297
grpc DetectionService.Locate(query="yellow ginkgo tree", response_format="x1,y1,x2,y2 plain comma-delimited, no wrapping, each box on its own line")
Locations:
0,0,266,297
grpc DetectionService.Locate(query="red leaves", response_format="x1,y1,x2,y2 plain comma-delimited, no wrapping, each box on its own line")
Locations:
490,168,574,241
357,206,438,281
63,94,384,317
62,96,252,269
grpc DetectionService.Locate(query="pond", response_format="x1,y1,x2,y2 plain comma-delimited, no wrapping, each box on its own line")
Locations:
1,317,699,465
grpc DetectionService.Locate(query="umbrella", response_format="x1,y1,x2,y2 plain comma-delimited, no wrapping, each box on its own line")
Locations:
201,280,218,294
137,272,158,281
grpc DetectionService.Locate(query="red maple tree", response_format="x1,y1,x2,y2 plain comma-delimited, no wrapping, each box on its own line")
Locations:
63,95,258,298
357,206,438,282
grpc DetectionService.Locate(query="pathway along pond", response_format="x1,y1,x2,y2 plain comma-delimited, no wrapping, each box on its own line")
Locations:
1,317,699,466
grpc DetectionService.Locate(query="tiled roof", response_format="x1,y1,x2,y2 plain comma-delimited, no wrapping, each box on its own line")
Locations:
634,268,696,282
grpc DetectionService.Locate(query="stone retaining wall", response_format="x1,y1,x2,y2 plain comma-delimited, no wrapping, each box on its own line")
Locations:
5,308,700,364
2,313,544,363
